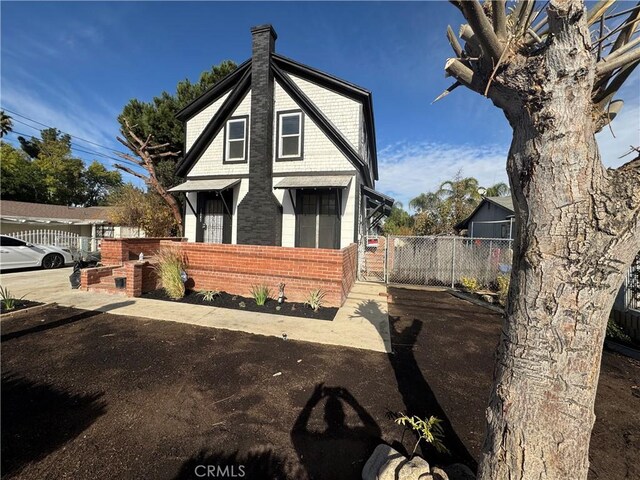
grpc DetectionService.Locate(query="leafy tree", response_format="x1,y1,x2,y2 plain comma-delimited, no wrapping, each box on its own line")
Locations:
0,111,12,137
0,142,42,202
115,60,238,235
117,60,237,188
382,202,415,235
8,128,122,206
18,128,85,205
410,173,484,235
83,161,123,206
107,184,177,237
440,1,640,478
484,182,510,197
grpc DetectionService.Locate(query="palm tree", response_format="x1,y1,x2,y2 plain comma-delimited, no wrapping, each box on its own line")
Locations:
409,192,441,214
0,111,12,138
484,182,510,197
436,175,481,224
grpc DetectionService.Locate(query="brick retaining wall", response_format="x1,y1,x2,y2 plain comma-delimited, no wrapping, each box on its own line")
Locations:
170,241,358,307
100,237,185,264
87,238,358,307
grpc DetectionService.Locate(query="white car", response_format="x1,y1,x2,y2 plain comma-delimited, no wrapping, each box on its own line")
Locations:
0,235,74,270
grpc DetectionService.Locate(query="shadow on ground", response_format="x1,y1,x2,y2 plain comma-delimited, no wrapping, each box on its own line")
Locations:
291,383,382,478
1,302,134,342
356,296,478,470
1,373,106,477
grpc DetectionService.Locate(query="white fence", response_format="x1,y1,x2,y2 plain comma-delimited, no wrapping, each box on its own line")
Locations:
6,230,99,259
360,235,513,287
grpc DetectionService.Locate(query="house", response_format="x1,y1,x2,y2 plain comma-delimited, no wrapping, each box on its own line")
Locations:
169,25,393,249
0,200,142,247
455,196,515,239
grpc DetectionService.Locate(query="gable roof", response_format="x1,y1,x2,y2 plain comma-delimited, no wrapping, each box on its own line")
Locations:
175,67,252,177
0,200,113,224
455,196,515,230
174,51,378,185
272,54,378,181
175,59,252,122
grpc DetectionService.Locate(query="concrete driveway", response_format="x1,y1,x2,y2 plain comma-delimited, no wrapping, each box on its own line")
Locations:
0,268,391,353
1,267,74,303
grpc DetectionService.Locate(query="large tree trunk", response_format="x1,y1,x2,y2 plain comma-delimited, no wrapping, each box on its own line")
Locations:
478,3,640,479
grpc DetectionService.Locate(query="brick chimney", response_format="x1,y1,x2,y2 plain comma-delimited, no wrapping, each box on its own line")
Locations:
236,24,282,246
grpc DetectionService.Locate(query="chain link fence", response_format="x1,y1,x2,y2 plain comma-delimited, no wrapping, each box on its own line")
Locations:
359,236,513,288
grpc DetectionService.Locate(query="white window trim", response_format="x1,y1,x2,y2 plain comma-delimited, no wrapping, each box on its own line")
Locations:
278,112,302,159
225,118,247,162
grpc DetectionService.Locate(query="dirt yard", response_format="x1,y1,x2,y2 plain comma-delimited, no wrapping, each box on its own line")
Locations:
1,288,638,479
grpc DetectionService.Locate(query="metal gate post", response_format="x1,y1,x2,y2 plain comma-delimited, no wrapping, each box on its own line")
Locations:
384,236,389,284
451,237,456,288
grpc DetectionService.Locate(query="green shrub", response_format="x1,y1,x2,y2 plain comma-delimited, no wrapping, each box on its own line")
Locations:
304,289,326,312
606,317,632,344
153,246,186,300
460,276,481,293
197,290,220,302
0,286,25,311
395,413,449,458
497,274,510,305
250,284,271,306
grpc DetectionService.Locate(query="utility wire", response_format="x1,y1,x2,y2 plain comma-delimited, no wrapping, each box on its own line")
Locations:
3,129,144,170
1,106,132,157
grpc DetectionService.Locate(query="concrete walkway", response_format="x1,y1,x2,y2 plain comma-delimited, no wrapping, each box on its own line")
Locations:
1,268,391,352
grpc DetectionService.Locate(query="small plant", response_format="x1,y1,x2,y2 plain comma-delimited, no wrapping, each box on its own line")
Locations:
0,286,25,311
197,290,220,302
304,289,326,312
606,317,632,344
250,284,272,306
153,246,186,300
460,276,481,293
395,413,449,458
497,274,510,305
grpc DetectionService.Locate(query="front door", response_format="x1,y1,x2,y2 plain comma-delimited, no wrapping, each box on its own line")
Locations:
197,191,232,243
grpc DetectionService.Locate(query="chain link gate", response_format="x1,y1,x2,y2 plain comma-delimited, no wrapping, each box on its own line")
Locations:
359,235,514,288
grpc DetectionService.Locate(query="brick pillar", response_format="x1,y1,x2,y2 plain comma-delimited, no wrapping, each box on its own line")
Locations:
124,263,142,297
236,25,282,246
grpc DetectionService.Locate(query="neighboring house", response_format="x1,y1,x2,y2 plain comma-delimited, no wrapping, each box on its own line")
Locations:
455,196,515,239
0,200,142,242
169,25,392,249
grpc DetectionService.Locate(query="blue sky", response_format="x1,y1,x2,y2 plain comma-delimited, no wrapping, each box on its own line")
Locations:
1,1,638,208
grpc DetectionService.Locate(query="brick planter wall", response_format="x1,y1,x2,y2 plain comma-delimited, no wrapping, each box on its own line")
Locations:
86,237,358,306
100,237,185,264
163,240,358,307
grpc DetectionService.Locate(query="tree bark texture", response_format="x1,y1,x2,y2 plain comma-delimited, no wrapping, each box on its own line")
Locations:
477,2,640,479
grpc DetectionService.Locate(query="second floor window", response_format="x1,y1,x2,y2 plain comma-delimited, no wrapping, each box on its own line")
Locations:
278,111,303,160
225,117,247,162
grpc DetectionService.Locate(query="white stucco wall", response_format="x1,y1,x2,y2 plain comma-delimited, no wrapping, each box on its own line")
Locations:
187,91,251,177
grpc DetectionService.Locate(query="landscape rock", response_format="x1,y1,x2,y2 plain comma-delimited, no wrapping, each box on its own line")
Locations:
443,463,475,480
481,294,494,304
362,444,432,480
431,466,449,480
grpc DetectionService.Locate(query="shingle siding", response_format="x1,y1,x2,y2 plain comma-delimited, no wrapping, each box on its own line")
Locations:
272,80,356,174
187,91,251,177
185,91,231,152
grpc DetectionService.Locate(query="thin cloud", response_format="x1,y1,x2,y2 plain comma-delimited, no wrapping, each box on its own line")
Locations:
376,141,509,210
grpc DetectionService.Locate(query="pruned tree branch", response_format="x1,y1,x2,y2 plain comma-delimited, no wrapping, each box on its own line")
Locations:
596,47,640,78
460,0,504,62
447,25,464,57
114,163,150,182
609,1,640,54
492,0,507,40
445,58,476,89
